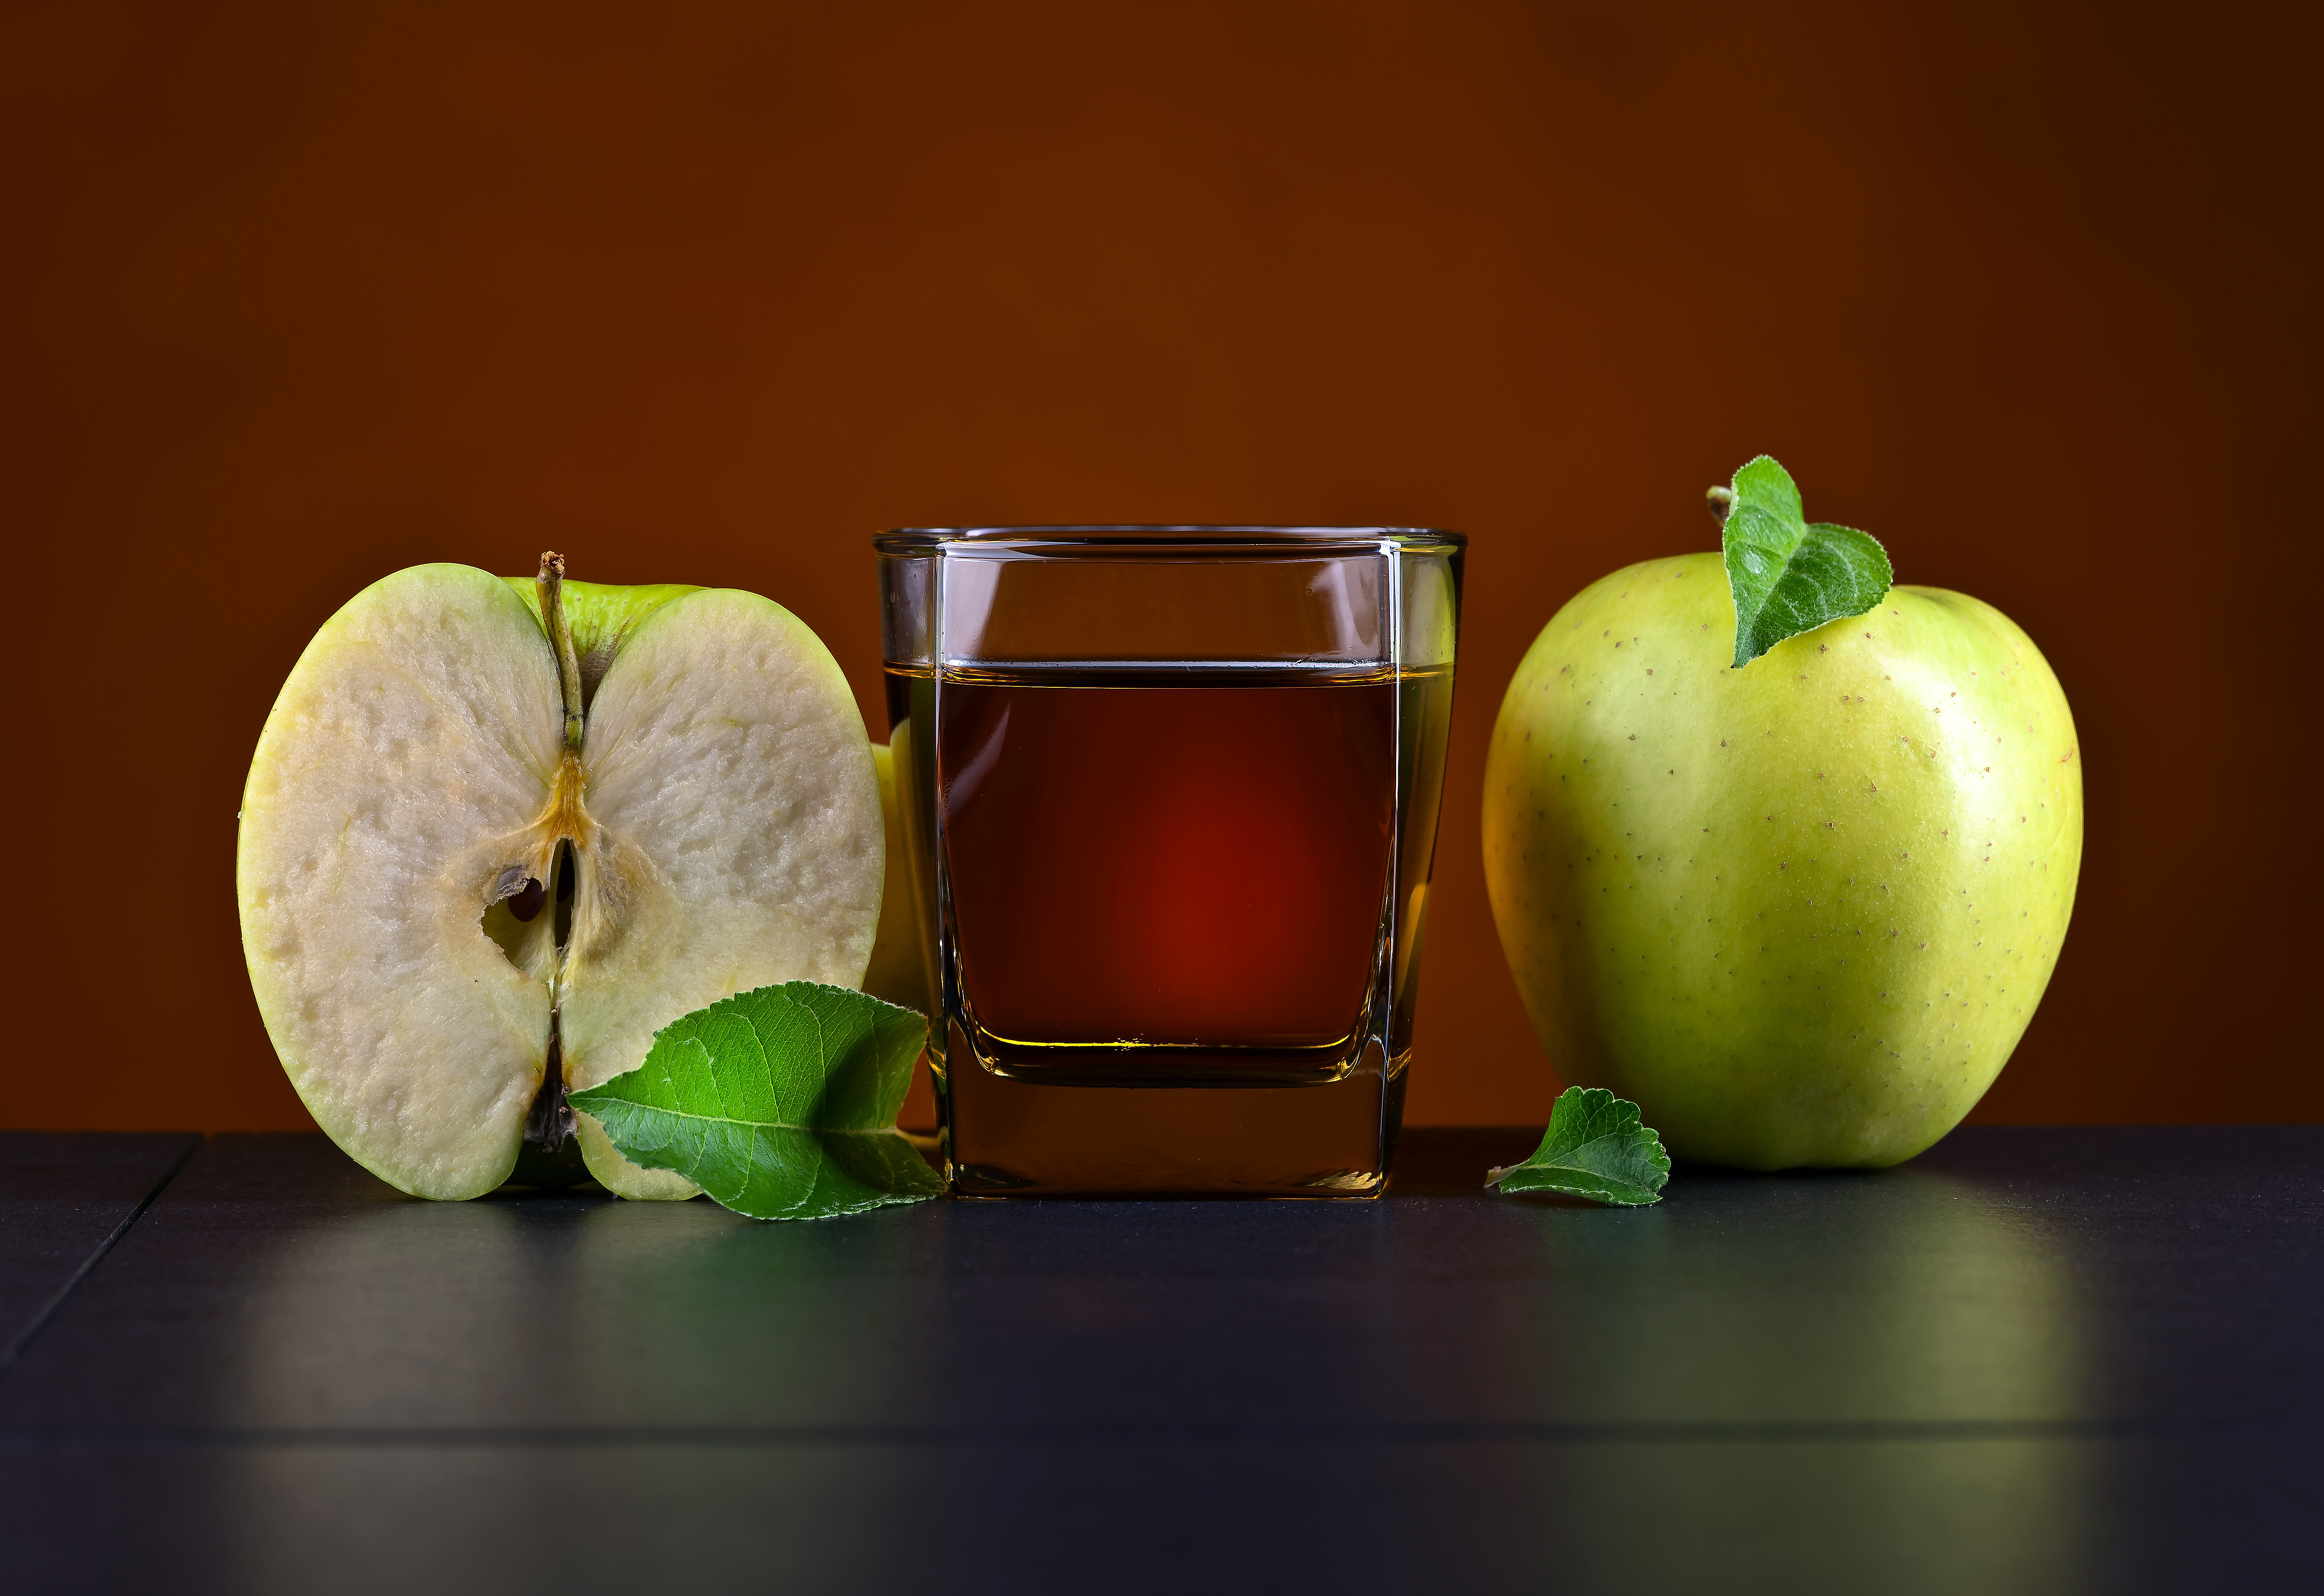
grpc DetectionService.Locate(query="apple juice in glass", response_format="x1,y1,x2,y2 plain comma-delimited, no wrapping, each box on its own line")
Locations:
875,528,1463,1196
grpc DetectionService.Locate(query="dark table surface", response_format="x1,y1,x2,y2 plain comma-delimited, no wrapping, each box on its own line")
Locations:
1,1126,2316,1594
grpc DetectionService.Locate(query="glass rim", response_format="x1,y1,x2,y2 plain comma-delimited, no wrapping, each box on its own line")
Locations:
873,524,1465,555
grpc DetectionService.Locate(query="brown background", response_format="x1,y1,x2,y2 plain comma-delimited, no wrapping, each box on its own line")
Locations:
4,1,2316,1133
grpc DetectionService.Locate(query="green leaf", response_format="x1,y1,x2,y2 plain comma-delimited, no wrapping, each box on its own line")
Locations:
1487,1086,1670,1206
568,981,944,1221
1719,455,1893,668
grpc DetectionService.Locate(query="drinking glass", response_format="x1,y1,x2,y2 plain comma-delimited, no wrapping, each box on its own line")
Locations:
875,527,1464,1196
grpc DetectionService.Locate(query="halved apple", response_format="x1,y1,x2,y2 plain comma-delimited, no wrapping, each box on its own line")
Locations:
236,558,884,1200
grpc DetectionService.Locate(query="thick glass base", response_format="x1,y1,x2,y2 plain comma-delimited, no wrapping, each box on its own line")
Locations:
938,1022,1405,1197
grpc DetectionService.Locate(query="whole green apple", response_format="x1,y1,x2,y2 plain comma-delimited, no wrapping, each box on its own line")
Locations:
1484,469,2082,1169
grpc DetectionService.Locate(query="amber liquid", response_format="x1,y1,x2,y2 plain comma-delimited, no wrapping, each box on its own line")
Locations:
884,662,1454,1194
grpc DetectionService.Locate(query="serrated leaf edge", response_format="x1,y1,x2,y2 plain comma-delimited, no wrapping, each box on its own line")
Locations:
1730,521,1893,668
569,978,940,1221
586,1094,939,1222
1720,455,1894,668
1487,1086,1671,1207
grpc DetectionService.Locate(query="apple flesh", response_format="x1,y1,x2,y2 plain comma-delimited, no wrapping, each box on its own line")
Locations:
1484,553,2082,1168
236,563,884,1199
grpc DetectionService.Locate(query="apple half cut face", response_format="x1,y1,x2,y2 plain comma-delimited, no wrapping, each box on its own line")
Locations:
236,563,885,1200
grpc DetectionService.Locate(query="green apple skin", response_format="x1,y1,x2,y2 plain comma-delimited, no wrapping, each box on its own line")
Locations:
502,577,701,705
1483,553,2082,1169
862,742,934,1016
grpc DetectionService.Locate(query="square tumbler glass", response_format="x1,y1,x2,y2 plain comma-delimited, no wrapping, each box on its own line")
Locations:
875,527,1464,1197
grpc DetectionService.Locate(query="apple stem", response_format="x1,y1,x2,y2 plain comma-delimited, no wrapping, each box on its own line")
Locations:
536,552,587,753
1706,486,1735,526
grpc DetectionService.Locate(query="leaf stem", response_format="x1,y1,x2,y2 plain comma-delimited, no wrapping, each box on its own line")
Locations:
536,552,586,753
